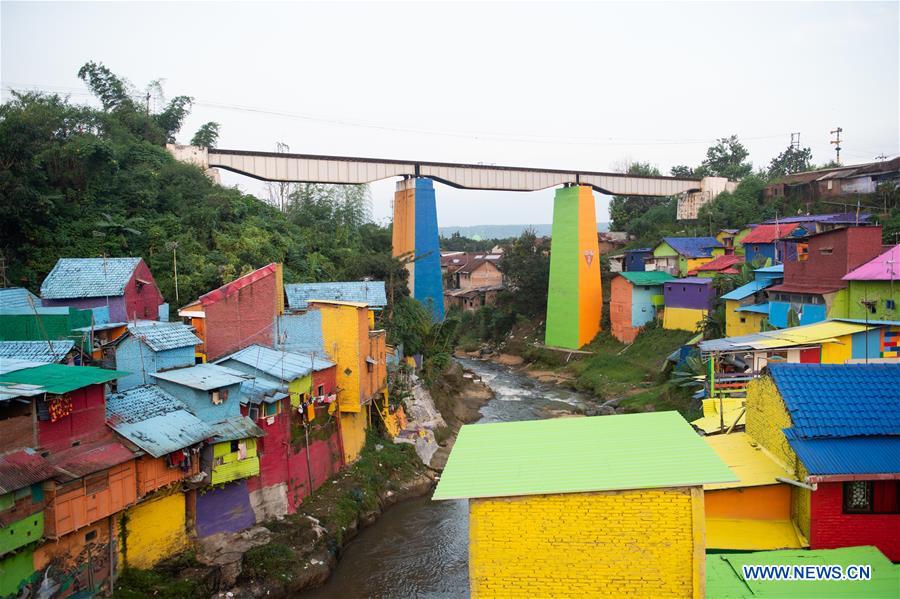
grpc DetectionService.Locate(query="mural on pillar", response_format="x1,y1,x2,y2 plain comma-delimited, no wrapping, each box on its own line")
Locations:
545,186,603,349
392,178,444,320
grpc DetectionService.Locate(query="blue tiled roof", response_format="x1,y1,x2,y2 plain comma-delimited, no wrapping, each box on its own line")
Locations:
106,385,214,457
784,431,900,476
769,364,900,438
128,322,201,352
0,288,40,312
41,257,142,299
0,340,75,363
661,237,722,258
218,344,335,382
720,280,774,301
284,281,387,311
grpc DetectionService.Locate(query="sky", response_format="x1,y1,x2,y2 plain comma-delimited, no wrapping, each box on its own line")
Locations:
2,1,898,226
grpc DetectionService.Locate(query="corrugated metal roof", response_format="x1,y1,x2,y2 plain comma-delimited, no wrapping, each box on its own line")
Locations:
770,364,900,438
785,431,900,476
721,280,773,301
703,432,791,490
0,358,46,375
107,386,214,457
150,364,251,390
240,378,288,405
49,441,135,481
127,322,201,352
277,312,324,354
0,288,40,312
706,546,897,598
0,449,57,493
659,236,722,258
0,340,75,363
754,264,784,274
696,254,745,272
766,283,844,295
198,263,277,306
843,244,900,281
0,363,126,394
735,303,771,315
617,271,674,286
741,224,800,244
40,257,141,299
699,320,870,352
284,281,388,311
665,277,712,286
432,411,736,500
208,415,265,442
217,344,334,381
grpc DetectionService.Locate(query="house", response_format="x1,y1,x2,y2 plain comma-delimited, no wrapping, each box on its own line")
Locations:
0,340,77,364
150,363,263,538
308,300,388,463
0,305,94,355
623,248,653,272
276,310,325,355
179,263,284,362
652,237,722,276
763,157,900,201
607,253,625,273
113,322,201,390
433,412,735,598
740,223,803,265
840,245,900,322
284,281,387,313
715,229,739,252
662,277,715,332
0,287,40,312
106,384,213,568
216,344,341,518
676,177,738,220
443,286,504,312
702,433,804,551
596,231,629,255
761,212,874,235
449,255,502,291
40,257,164,322
766,226,884,328
744,364,900,560
720,265,783,337
707,546,899,598
441,253,505,311
609,272,672,343
692,254,744,278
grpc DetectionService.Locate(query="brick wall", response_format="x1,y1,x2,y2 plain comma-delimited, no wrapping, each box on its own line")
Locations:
469,487,703,598
810,481,900,561
745,377,798,472
204,271,277,361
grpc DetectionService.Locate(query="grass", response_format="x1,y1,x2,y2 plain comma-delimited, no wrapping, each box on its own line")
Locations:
114,567,203,599
242,543,298,583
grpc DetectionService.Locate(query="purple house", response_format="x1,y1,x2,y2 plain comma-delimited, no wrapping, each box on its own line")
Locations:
664,278,716,310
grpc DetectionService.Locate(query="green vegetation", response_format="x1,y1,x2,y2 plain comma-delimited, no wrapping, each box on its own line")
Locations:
114,551,205,598
242,543,297,583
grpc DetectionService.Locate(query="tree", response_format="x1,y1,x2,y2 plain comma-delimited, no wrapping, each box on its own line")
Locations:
670,165,695,178
191,122,221,148
696,175,767,231
767,145,813,178
498,230,550,318
609,161,666,231
77,61,135,112
698,135,753,180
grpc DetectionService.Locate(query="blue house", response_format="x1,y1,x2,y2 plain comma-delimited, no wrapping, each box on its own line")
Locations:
150,363,251,424
623,248,653,272
115,322,201,391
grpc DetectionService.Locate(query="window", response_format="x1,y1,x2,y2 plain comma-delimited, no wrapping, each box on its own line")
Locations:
819,247,833,255
85,530,97,542
210,388,229,405
230,440,239,453
843,481,900,514
740,317,747,323
262,401,280,417
317,384,325,396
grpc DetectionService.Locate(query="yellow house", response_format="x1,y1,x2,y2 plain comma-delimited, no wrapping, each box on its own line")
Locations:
433,412,736,598
309,300,388,463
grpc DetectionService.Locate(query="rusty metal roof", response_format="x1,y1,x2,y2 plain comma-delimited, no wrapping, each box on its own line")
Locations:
48,441,135,481
0,449,57,493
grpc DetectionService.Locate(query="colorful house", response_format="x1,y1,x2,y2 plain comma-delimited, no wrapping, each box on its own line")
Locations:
0,305,94,355
651,237,722,277
105,385,212,568
40,257,164,322
623,248,653,272
744,364,900,560
662,277,715,332
841,244,900,322
720,265,783,337
308,300,388,463
703,433,805,551
276,310,325,354
706,546,899,598
113,322,201,391
179,263,284,362
433,412,735,598
692,254,744,278
609,271,672,343
767,226,884,328
715,229,738,253
740,223,802,265
284,281,387,313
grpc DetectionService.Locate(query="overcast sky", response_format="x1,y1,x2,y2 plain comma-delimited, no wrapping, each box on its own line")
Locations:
3,1,898,226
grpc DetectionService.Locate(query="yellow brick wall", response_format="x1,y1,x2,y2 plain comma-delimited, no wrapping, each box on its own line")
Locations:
793,462,811,539
469,487,703,598
124,492,187,569
663,307,706,332
745,377,797,471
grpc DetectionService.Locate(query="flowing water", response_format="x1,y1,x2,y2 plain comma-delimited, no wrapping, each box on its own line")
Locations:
302,357,592,598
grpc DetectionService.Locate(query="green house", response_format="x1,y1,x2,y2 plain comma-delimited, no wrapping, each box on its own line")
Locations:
841,245,900,321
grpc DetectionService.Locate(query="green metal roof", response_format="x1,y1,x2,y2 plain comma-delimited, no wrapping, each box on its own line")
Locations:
432,411,736,500
706,546,899,598
618,271,675,286
0,364,127,394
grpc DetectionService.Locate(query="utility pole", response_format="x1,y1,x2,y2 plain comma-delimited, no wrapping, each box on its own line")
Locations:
166,241,179,304
830,127,843,165
790,132,800,150
145,92,151,114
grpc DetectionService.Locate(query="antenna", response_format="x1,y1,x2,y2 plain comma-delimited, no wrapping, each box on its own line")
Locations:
790,132,800,150
830,127,843,165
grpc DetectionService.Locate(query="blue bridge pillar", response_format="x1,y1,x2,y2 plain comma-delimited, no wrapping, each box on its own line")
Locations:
393,178,444,320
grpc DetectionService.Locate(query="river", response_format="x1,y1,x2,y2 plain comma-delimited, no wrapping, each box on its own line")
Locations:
302,357,592,598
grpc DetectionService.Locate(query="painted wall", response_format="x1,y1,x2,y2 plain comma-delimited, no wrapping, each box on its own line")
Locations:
38,384,112,453
469,487,703,598
705,485,792,520
155,379,243,424
767,301,828,329
783,227,883,289
115,337,196,391
745,243,777,265
339,411,368,464
663,307,707,332
0,546,35,597
809,481,900,561
0,511,43,555
745,377,798,473
316,303,365,413
42,296,127,325
33,516,119,598
136,454,198,498
44,461,137,538
664,281,715,310
210,439,259,485
610,276,637,344
123,492,188,569
392,178,444,319
277,312,324,354
545,186,602,349
624,250,651,272
203,269,278,361
846,281,900,321
195,480,255,538
725,300,767,337
632,284,663,328
0,308,94,354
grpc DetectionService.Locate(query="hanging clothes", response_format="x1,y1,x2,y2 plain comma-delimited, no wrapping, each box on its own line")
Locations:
306,402,316,422
237,441,247,460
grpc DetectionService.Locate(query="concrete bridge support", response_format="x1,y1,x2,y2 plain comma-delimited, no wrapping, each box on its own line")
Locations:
545,185,603,349
393,178,444,320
